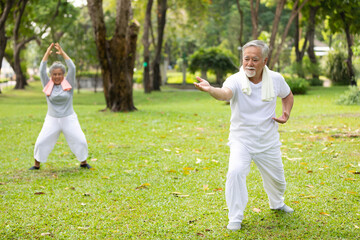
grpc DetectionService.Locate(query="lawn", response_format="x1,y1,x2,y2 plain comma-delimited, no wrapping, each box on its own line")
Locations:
0,82,359,239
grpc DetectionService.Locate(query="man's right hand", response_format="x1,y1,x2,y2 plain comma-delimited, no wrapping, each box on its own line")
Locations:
194,76,212,92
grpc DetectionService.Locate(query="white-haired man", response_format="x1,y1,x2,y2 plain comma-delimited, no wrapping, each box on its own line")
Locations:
194,40,294,231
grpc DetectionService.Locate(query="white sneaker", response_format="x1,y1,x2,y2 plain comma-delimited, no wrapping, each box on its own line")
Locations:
227,222,241,231
277,204,294,213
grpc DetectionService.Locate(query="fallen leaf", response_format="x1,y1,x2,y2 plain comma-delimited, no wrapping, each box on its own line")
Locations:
41,232,51,236
84,193,91,196
183,167,194,170
345,191,358,195
344,178,356,181
196,232,205,237
34,192,45,195
136,183,151,190
320,212,330,216
253,208,261,213
206,193,215,195
166,169,177,173
102,176,110,179
78,227,89,230
177,195,189,198
163,148,171,152
171,192,182,195
307,170,313,174
0,182,5,185
205,229,211,232
300,195,316,199
306,185,314,188
300,162,307,165
348,170,360,174
292,201,300,204
213,188,223,191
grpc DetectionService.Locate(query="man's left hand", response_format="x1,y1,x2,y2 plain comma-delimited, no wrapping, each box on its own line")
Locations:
273,111,289,124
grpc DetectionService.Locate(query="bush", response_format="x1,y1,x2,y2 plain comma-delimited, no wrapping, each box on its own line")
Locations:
308,77,323,86
335,86,360,105
285,77,309,95
32,75,40,81
327,51,351,85
133,70,143,84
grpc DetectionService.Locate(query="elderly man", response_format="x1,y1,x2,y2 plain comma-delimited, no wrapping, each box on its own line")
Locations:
194,40,294,231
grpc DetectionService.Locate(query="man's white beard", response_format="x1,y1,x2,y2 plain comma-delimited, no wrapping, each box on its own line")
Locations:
245,69,256,78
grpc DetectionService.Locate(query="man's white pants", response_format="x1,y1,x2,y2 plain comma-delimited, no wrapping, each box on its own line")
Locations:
34,113,88,163
225,140,286,223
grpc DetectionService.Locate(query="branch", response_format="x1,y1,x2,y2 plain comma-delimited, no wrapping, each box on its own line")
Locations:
0,0,14,29
14,0,29,42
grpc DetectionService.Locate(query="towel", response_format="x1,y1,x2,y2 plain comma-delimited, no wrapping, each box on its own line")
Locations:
43,79,72,96
239,65,274,101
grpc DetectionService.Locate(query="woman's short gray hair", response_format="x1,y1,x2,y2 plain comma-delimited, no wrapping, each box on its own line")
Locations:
242,40,269,59
49,61,66,74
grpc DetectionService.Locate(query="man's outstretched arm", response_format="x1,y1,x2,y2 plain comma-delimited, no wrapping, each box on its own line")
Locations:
194,76,233,101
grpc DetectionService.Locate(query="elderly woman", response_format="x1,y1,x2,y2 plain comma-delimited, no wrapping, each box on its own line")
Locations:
29,43,91,170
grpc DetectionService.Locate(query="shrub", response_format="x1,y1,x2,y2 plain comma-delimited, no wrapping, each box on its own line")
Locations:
308,77,323,86
133,70,143,84
32,75,40,81
327,51,351,85
285,77,309,95
335,86,360,105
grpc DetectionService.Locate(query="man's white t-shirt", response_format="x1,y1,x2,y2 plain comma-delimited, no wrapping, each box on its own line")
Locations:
222,70,291,153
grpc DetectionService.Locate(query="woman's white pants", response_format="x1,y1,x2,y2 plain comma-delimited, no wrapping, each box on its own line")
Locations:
226,140,286,223
34,113,88,163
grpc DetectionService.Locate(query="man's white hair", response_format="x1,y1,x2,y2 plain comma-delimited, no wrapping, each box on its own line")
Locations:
242,40,269,59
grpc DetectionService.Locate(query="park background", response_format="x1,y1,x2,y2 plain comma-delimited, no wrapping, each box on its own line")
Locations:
1,0,359,239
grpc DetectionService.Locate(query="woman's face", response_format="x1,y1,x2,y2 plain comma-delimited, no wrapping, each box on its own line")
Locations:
51,68,64,85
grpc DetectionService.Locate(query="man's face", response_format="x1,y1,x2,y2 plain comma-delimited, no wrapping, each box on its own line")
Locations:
51,68,64,85
242,46,267,80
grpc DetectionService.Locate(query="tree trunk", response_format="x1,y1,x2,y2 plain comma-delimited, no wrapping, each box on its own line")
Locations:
250,0,260,40
152,0,167,91
142,0,153,93
215,71,223,85
267,0,286,66
201,69,207,80
307,5,319,80
340,12,356,86
294,4,308,78
268,0,309,69
13,45,27,89
236,0,244,46
0,0,14,71
87,0,138,112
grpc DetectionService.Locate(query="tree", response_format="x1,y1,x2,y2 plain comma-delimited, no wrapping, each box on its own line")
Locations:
268,0,309,69
322,0,360,86
249,0,260,39
0,0,14,71
305,3,320,80
5,0,61,89
142,0,153,93
87,0,139,112
235,0,244,46
294,4,308,78
152,0,167,91
189,47,238,85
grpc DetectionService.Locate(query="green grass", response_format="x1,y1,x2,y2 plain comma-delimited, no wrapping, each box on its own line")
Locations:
0,83,359,239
